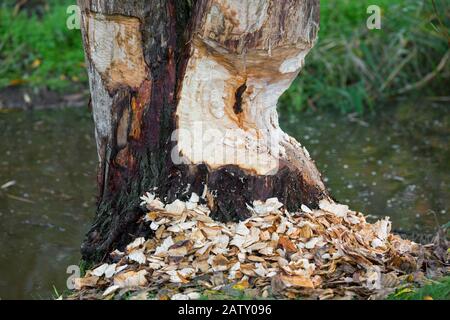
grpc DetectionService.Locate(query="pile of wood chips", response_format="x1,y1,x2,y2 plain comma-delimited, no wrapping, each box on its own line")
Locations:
70,192,448,300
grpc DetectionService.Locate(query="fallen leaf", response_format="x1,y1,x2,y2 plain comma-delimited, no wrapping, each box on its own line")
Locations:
250,198,283,215
31,59,42,69
171,293,190,300
103,285,120,297
91,263,109,277
114,270,148,288
165,200,185,215
187,292,201,300
319,199,349,217
128,250,147,264
235,222,250,236
126,237,145,252
278,236,297,252
74,276,99,290
168,240,192,257
9,79,27,86
104,264,117,278
305,237,322,249
280,274,314,288
233,280,250,291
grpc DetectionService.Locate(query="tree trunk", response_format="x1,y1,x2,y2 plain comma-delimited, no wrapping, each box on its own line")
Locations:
78,0,329,262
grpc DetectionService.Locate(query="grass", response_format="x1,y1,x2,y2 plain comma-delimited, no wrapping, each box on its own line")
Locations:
78,259,93,278
199,277,450,300
0,0,449,112
280,0,450,114
68,278,450,300
0,0,86,91
388,277,450,300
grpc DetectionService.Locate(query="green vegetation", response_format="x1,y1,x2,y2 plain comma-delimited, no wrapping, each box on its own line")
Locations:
67,278,450,300
78,259,93,278
0,0,448,112
0,0,86,91
388,277,450,300
281,0,449,114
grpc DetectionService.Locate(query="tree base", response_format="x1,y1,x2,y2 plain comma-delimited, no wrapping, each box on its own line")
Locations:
82,157,328,262
78,0,329,263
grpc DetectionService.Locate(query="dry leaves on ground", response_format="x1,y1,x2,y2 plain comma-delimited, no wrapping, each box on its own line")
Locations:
70,193,449,300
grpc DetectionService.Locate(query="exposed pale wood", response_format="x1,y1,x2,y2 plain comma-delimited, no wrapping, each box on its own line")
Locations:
176,0,322,182
78,0,328,262
83,13,148,92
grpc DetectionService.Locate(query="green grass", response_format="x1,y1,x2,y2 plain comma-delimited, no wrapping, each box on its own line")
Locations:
281,0,449,114
0,0,86,91
78,259,94,278
388,277,450,300
0,0,448,112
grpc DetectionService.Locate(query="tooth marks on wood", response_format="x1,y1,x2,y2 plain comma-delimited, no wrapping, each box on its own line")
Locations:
82,12,148,93
79,0,328,262
194,0,319,53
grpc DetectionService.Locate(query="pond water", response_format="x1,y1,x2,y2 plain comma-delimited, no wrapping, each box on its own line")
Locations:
0,104,448,299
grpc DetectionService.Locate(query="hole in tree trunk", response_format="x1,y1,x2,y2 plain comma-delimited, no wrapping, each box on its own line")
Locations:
233,82,247,115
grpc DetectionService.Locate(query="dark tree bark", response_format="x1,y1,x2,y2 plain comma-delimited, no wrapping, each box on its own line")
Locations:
78,0,329,262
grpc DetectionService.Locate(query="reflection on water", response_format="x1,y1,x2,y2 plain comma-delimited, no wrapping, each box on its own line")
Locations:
0,109,96,300
0,104,448,299
283,103,449,233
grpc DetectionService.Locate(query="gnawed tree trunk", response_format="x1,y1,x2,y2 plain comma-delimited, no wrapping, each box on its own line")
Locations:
79,0,329,262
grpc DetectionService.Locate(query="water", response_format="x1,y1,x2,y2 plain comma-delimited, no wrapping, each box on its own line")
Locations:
282,103,449,232
0,108,97,300
0,104,448,299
